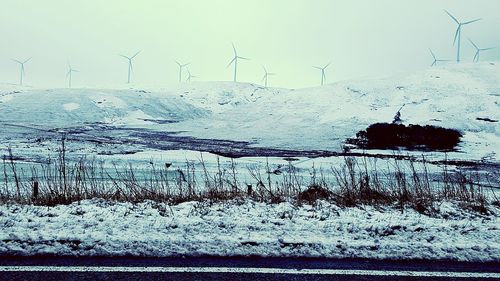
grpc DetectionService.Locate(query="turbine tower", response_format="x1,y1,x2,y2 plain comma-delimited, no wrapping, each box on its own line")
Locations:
445,10,481,62
66,64,79,88
12,57,31,86
185,69,199,82
468,39,495,62
313,62,331,86
175,61,190,82
120,51,140,83
261,66,275,87
429,49,450,66
227,43,249,82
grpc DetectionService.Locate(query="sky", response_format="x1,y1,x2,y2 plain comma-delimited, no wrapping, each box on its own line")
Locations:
1,0,499,89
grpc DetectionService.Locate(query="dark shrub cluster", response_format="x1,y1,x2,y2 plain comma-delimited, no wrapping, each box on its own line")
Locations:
297,185,333,204
348,123,462,151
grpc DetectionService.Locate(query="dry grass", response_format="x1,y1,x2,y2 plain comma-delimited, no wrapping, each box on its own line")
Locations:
0,142,496,214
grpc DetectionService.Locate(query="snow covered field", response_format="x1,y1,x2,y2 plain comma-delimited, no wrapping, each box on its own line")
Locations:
0,62,498,261
0,199,498,261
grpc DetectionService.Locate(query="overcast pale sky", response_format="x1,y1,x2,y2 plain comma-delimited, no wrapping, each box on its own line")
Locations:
1,0,499,88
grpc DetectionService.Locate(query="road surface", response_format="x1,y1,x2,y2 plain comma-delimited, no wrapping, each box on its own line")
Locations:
0,256,498,280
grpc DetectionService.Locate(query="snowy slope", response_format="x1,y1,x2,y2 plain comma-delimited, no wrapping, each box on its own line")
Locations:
0,88,207,127
0,62,498,162
168,62,499,159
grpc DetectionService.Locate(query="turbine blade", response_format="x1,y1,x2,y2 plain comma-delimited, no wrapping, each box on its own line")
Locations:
429,49,436,60
463,18,481,25
182,63,190,67
431,61,436,67
482,47,496,51
23,57,32,64
131,50,141,59
324,61,332,69
468,38,479,50
175,61,181,67
238,56,249,60
473,52,479,62
444,10,460,24
12,59,22,64
262,74,266,82
120,55,130,59
227,57,236,68
231,43,237,56
313,66,322,70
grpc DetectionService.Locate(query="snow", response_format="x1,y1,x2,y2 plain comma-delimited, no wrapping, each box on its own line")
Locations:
0,88,207,127
2,62,498,164
90,94,127,109
0,63,499,260
63,102,80,111
0,199,498,261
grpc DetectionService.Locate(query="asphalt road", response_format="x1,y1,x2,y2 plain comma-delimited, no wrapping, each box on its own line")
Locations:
0,256,498,281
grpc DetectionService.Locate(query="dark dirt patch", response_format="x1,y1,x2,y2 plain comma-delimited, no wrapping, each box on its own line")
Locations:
140,119,180,124
347,123,462,151
476,117,498,123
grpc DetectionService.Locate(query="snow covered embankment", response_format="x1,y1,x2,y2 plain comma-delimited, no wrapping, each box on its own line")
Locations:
0,199,498,261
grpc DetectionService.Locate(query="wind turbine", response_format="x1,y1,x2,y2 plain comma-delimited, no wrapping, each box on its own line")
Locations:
185,69,199,82
175,61,189,82
120,51,140,83
468,39,495,62
445,10,481,62
261,66,275,87
429,49,450,66
66,64,79,88
12,57,31,86
313,62,331,86
227,43,249,82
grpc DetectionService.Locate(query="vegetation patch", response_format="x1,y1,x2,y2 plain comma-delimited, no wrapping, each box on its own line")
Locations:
0,140,493,215
297,185,333,204
347,123,462,151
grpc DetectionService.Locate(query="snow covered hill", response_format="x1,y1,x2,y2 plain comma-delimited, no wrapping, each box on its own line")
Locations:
0,62,498,162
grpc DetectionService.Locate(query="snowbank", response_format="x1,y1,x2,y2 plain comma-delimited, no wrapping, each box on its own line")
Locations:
0,199,498,261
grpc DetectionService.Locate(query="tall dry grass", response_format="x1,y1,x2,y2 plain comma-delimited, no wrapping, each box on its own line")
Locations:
0,141,496,214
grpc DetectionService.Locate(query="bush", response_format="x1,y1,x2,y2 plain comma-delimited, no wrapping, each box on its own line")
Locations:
297,185,332,204
348,123,462,151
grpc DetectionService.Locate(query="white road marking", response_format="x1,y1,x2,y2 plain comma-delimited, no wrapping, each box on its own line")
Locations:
0,266,498,278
